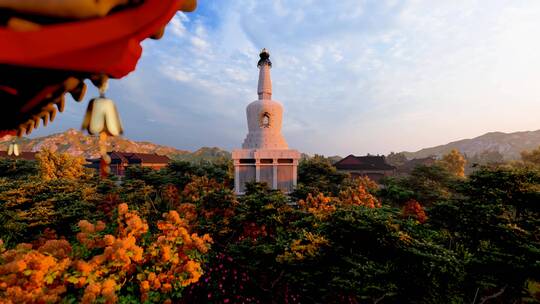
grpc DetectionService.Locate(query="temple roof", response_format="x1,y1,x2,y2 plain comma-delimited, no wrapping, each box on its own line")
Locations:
0,150,38,161
334,154,396,171
88,151,170,164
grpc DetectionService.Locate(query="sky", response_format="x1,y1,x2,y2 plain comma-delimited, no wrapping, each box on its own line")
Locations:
32,0,540,156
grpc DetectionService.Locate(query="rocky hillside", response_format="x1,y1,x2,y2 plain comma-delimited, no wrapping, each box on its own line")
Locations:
0,129,230,160
402,130,540,160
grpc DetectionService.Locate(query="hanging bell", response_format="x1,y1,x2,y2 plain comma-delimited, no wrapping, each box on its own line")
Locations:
8,143,19,156
81,77,123,136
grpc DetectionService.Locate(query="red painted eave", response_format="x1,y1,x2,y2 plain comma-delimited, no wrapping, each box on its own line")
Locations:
0,0,186,78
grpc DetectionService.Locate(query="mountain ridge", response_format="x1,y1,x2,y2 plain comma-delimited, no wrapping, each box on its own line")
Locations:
402,129,540,160
0,129,231,161
2,128,540,162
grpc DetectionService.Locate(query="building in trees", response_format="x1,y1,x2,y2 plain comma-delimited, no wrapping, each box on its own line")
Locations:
0,150,37,161
334,154,395,182
232,49,300,194
87,151,170,176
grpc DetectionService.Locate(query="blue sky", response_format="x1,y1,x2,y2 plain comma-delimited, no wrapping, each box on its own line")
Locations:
32,0,540,156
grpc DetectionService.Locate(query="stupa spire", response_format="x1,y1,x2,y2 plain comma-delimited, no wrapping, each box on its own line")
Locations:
257,48,272,100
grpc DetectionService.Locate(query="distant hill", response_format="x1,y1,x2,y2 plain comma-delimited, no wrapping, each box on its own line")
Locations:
402,130,540,160
4,128,539,163
0,129,230,161
173,147,231,162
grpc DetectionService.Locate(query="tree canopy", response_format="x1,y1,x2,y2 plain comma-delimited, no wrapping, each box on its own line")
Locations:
0,151,538,303
438,149,467,178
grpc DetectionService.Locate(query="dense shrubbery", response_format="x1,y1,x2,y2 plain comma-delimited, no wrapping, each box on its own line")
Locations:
125,159,233,190
0,159,37,179
291,155,349,200
0,151,539,303
0,177,101,246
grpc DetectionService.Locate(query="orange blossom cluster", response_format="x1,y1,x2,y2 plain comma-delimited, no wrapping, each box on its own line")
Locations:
0,203,211,304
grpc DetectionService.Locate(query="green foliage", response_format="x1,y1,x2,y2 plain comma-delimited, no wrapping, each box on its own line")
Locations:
0,177,102,245
116,179,158,218
184,181,466,303
292,155,347,199
429,166,540,302
464,165,540,220
318,206,464,303
0,151,538,303
378,176,415,205
380,164,458,206
0,159,38,178
184,180,237,243
125,160,233,190
124,165,164,186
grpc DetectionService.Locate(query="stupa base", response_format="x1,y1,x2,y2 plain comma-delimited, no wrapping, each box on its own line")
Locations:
232,149,300,195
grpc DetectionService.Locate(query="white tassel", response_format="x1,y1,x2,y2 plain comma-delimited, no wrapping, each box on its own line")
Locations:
8,143,19,156
82,97,123,136
81,76,123,137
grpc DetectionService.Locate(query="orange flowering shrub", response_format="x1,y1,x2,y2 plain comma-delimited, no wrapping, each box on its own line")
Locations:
139,209,212,301
299,177,380,219
0,203,211,304
31,228,58,249
75,219,108,249
70,205,148,304
356,175,380,191
298,193,336,219
401,200,428,223
0,239,71,304
338,177,381,208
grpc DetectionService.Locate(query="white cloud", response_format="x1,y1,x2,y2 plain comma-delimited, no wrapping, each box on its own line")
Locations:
168,13,189,37
164,68,192,82
190,36,210,51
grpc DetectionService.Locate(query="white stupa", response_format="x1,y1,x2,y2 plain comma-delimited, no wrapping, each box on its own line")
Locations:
232,49,300,194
